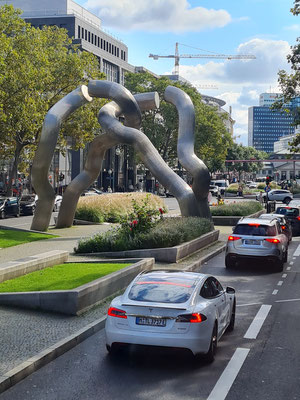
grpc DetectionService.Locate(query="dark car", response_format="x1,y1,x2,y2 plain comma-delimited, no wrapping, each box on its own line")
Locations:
20,194,38,215
275,206,300,236
259,213,292,243
0,197,20,219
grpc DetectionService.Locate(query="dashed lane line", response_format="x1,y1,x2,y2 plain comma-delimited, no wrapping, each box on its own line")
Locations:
236,302,262,308
293,244,300,257
282,274,287,278
244,305,272,339
272,290,278,295
289,261,294,265
287,267,291,271
207,348,250,400
277,281,283,286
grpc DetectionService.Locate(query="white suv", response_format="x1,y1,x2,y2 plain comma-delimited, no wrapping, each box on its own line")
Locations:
257,189,293,204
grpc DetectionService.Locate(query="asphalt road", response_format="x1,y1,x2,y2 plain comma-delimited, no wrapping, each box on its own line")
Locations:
1,239,300,400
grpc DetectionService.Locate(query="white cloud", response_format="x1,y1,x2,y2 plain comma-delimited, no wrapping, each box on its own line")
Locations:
83,0,232,32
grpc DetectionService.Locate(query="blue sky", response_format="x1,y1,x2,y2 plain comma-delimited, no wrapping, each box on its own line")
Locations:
76,0,299,145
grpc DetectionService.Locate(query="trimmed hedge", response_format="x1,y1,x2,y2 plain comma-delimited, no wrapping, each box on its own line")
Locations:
75,217,214,253
210,201,263,216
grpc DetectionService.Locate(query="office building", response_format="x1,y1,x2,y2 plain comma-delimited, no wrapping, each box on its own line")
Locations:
248,93,299,153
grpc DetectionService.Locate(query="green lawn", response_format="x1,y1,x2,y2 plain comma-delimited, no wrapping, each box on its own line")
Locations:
0,229,56,248
0,262,131,292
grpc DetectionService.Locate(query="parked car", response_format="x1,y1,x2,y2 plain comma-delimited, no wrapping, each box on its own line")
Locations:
248,182,257,189
80,190,99,197
105,270,236,362
257,189,293,204
210,180,229,196
20,194,38,215
209,185,219,197
225,217,288,271
0,197,20,219
275,206,300,236
259,213,292,243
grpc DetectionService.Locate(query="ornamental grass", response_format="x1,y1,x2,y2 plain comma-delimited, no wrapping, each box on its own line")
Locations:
75,192,167,223
210,201,263,216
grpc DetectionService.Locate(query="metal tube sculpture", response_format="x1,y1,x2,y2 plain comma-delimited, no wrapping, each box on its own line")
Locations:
31,80,211,231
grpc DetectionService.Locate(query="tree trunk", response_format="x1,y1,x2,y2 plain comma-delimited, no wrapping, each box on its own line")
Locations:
6,142,23,197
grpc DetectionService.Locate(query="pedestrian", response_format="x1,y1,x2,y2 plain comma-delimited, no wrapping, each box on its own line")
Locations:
237,184,243,197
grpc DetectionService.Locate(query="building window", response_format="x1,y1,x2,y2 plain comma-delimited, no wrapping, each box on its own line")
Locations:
88,31,90,42
85,29,87,40
97,36,100,47
109,43,111,53
117,48,119,57
92,33,94,44
82,27,84,38
106,41,109,51
103,40,106,50
101,38,103,48
78,25,81,38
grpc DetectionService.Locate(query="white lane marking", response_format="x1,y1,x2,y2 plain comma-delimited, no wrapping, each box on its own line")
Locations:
272,290,278,295
287,267,291,271
289,261,294,265
277,281,283,286
236,302,262,308
293,244,300,257
207,348,250,400
244,305,272,339
293,257,296,260
282,274,287,278
275,298,300,303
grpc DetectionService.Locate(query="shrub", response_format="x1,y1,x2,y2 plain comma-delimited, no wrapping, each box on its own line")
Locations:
75,192,166,223
75,217,214,253
210,201,263,216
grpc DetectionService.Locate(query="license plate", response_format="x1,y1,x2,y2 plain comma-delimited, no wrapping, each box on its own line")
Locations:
136,317,166,327
244,239,260,245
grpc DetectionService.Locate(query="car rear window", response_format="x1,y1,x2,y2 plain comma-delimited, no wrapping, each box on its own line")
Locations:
233,224,276,236
128,275,197,303
276,207,299,217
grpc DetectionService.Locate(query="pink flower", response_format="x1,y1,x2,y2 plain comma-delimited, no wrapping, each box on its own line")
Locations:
132,220,138,226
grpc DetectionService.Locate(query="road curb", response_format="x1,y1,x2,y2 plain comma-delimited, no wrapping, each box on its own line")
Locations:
0,242,226,394
0,316,106,394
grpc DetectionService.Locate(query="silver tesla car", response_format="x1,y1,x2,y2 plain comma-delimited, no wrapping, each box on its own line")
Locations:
105,270,236,362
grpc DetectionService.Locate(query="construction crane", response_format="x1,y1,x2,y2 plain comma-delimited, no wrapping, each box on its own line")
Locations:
149,42,256,76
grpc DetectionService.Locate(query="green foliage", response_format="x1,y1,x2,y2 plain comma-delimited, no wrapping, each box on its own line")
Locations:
75,207,104,223
0,229,56,248
124,72,233,171
210,201,263,216
75,217,213,253
226,143,268,176
0,5,105,193
273,0,300,150
0,262,131,292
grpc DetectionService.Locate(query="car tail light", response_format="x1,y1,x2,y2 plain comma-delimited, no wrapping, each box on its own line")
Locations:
108,307,127,319
265,238,280,244
297,216,300,221
282,225,286,230
228,235,241,241
248,223,260,227
176,313,207,323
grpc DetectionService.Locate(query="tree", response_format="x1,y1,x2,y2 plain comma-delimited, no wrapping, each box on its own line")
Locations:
273,0,300,150
226,143,267,180
125,72,232,172
0,5,105,195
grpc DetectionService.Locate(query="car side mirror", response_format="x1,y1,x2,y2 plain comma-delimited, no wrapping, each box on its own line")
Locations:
226,286,235,294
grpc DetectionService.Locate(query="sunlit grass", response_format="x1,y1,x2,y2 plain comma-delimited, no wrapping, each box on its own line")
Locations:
0,262,131,292
0,229,56,248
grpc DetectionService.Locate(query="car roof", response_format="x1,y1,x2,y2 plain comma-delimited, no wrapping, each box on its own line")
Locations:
238,217,275,226
259,213,285,220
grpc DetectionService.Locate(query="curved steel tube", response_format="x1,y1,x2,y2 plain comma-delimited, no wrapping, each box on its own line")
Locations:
164,85,211,218
31,86,92,231
56,90,200,228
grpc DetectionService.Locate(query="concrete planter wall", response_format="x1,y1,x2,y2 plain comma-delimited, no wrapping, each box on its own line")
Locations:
78,230,219,263
0,258,154,315
212,209,264,226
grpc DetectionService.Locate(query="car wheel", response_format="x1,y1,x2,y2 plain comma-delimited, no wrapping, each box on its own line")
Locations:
106,343,119,355
0,210,5,219
283,197,291,204
226,299,236,332
203,323,218,363
225,256,235,269
275,258,284,272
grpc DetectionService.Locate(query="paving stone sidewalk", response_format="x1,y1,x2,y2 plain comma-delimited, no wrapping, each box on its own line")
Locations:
0,223,229,377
